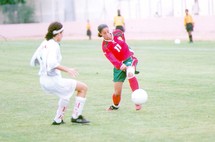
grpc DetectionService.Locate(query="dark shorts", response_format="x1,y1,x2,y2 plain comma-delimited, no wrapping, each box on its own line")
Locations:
186,23,193,32
87,30,91,36
116,26,125,32
113,57,134,82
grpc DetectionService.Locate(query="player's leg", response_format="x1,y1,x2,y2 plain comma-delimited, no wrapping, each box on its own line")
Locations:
187,31,193,42
108,82,123,110
71,81,90,123
125,57,139,91
126,66,142,110
40,76,71,125
108,67,126,110
190,31,193,43
187,23,193,43
52,98,69,125
127,66,139,92
89,30,92,40
113,82,123,106
124,57,141,110
49,77,76,125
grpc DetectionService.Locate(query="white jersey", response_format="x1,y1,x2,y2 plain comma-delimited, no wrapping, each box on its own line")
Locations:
30,39,76,100
30,39,62,76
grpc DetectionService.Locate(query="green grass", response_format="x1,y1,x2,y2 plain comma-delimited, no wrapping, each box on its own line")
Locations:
0,39,215,142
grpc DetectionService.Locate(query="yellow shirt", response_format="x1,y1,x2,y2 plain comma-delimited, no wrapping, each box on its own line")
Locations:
114,16,125,26
86,23,91,30
184,14,194,25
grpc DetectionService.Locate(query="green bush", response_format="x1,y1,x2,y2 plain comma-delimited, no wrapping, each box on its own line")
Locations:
0,0,26,5
1,4,34,24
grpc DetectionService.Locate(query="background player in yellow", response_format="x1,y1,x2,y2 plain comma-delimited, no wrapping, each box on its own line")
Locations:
86,19,92,40
184,9,194,43
114,9,125,32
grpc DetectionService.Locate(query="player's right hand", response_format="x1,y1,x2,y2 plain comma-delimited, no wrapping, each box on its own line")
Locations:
120,64,127,71
68,68,79,78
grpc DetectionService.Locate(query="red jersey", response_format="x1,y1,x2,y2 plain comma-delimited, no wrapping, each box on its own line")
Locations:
102,30,134,69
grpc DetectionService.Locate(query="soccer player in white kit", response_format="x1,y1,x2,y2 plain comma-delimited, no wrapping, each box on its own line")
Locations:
30,22,90,125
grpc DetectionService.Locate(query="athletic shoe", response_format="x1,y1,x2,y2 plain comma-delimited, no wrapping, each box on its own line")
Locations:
71,115,90,124
52,120,65,125
135,70,140,74
135,104,142,110
107,105,119,111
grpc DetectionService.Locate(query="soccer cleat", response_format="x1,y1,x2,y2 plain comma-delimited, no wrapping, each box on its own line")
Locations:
52,120,65,125
107,105,119,111
71,115,90,124
135,104,142,111
135,70,140,74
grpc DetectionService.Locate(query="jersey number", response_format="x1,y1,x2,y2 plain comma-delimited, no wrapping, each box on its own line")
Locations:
114,44,122,52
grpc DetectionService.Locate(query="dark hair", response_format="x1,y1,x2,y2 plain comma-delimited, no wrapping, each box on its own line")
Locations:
185,9,189,12
97,24,108,37
117,9,121,16
45,22,63,40
98,33,102,37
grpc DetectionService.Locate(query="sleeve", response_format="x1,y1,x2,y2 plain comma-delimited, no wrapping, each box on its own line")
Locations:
114,30,125,41
46,44,60,72
103,47,122,69
30,50,40,67
30,40,47,67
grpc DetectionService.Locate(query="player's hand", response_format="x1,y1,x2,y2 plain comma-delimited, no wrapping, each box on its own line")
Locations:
120,64,127,71
67,68,79,78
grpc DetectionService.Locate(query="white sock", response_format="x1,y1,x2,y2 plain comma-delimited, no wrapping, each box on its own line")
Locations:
54,99,69,123
72,97,86,119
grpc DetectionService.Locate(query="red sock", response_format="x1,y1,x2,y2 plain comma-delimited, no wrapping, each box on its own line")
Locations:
128,77,139,92
112,94,121,106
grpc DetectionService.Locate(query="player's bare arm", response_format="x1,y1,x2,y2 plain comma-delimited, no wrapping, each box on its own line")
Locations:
56,65,79,78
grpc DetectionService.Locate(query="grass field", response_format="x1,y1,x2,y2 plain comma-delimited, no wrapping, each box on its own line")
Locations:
0,39,215,142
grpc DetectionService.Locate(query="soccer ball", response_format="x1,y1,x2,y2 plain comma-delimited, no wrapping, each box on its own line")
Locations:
131,89,148,105
174,39,181,44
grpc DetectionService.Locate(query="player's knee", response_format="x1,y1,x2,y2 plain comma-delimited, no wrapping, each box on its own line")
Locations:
76,81,88,93
126,66,135,79
114,88,122,95
115,90,122,96
81,83,88,92
127,72,135,78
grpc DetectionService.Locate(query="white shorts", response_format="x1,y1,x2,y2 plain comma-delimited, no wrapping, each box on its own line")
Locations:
40,75,77,101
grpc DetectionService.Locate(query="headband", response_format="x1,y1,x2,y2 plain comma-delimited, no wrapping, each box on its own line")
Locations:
52,27,64,35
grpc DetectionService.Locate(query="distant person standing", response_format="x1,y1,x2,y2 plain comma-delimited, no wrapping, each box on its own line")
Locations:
192,0,200,15
114,9,125,32
184,9,194,43
86,19,92,40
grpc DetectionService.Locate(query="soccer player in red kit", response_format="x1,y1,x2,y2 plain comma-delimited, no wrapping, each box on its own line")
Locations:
98,24,141,110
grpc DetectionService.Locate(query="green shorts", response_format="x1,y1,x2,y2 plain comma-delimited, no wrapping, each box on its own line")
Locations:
186,23,193,32
113,57,133,82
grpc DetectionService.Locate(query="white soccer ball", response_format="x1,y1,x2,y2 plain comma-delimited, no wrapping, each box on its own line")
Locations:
131,89,148,105
174,39,181,44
